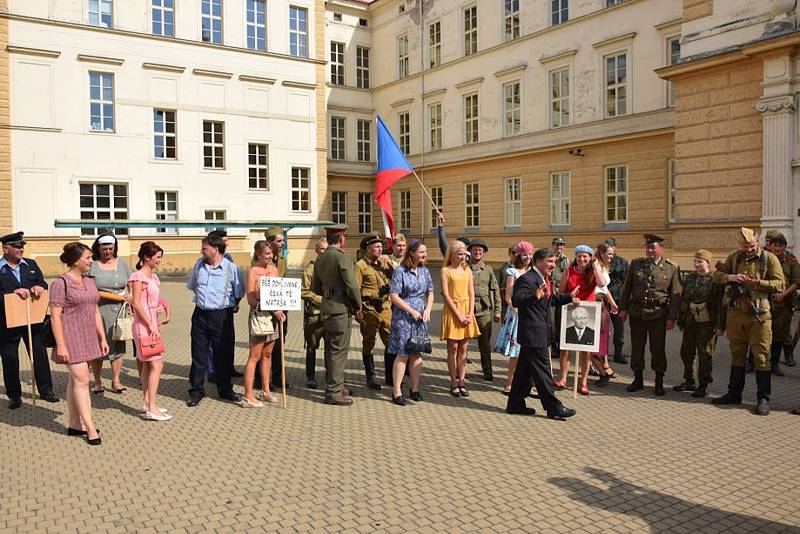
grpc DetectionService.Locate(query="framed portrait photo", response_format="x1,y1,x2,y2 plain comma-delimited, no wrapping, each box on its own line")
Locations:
559,300,602,353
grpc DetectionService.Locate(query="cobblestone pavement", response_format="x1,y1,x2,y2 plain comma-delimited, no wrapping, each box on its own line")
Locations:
2,279,800,533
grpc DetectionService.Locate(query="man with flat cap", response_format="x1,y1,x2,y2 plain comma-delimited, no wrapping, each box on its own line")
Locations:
764,231,800,372
312,224,363,405
606,237,629,364
713,227,785,415
550,236,569,356
262,227,287,389
618,234,682,396
468,238,501,380
355,234,394,390
0,232,59,408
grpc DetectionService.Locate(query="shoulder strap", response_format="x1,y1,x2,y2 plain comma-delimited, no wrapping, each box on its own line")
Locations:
759,251,767,277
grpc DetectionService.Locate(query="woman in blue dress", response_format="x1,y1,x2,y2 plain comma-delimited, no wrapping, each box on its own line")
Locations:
387,240,434,406
495,241,533,394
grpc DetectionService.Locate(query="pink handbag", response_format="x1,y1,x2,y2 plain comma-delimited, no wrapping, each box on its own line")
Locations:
138,333,164,358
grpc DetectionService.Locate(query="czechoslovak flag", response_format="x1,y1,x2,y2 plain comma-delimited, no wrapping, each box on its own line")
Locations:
375,115,413,239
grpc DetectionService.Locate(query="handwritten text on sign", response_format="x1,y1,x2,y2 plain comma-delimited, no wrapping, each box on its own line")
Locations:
260,277,302,311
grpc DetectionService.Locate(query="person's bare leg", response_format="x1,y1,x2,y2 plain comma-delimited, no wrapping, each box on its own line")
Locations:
580,352,592,387
505,357,518,391
260,342,275,401
70,363,98,439
66,373,80,429
393,356,408,397
243,342,263,403
409,355,422,391
90,359,103,390
146,359,164,413
139,361,151,410
456,340,468,383
446,340,458,386
558,350,570,383
110,357,125,391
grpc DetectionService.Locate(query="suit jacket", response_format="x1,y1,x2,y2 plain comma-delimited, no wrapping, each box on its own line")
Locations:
565,325,595,345
512,269,573,349
0,258,48,333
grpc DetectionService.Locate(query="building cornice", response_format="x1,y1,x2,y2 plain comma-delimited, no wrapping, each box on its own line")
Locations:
592,32,637,49
77,53,124,65
0,124,62,133
142,62,185,73
239,74,276,84
494,63,527,78
421,88,446,99
6,45,60,58
327,104,374,113
455,77,484,90
654,17,682,31
538,49,576,65
192,68,233,79
390,97,414,108
282,80,317,89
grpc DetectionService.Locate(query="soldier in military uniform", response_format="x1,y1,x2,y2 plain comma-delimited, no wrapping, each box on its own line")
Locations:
301,238,328,389
312,224,363,405
673,250,723,398
618,234,682,396
355,234,394,390
712,227,785,415
550,237,569,356
467,239,501,381
764,232,800,373
606,237,630,364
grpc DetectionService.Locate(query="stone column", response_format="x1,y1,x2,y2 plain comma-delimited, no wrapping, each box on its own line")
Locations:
758,95,796,244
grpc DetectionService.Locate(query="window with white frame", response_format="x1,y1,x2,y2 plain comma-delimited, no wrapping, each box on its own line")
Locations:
152,0,175,36
605,52,628,117
358,192,372,234
330,42,345,85
155,191,178,235
330,117,345,160
248,143,269,190
504,177,521,227
605,165,628,223
464,6,477,56
503,81,521,136
465,182,479,227
89,0,113,28
551,0,568,25
204,209,226,233
79,183,128,236
89,72,114,132
429,21,441,68
429,102,442,151
397,34,409,79
667,36,680,107
153,109,176,159
550,171,570,225
289,6,308,57
331,191,347,225
399,190,411,231
607,0,625,5
291,167,311,213
201,0,223,44
356,46,370,89
464,92,479,144
430,186,443,229
357,119,371,162
504,0,519,41
668,158,677,222
246,0,266,51
202,121,224,169
398,112,410,155
550,67,570,128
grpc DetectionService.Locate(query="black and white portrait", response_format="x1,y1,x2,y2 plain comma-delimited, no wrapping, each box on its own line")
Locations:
560,301,602,353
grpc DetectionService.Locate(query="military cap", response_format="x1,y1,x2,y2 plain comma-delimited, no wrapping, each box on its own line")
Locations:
456,236,471,248
324,224,347,236
767,231,787,245
468,238,488,252
605,237,618,247
0,231,25,247
263,226,284,240
207,229,227,238
552,236,566,245
737,227,756,246
694,249,713,263
360,234,383,249
644,234,665,246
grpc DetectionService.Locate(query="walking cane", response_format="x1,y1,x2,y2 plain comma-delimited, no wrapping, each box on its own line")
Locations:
25,298,36,406
279,319,287,409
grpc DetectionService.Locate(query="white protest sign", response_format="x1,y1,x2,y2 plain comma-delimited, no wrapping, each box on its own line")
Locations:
259,277,302,311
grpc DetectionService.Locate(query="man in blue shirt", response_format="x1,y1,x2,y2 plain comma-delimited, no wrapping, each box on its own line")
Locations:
186,234,244,406
0,232,59,408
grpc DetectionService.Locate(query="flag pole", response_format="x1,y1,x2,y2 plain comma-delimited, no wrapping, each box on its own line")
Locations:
409,170,441,216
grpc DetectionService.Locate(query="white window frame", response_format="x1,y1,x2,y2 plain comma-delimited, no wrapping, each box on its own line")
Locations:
667,36,680,108
247,143,269,190
429,21,441,68
246,0,267,51
202,120,225,169
604,165,628,223
356,46,370,89
201,0,223,44
398,111,410,155
330,116,345,160
89,71,115,132
290,167,311,213
504,0,519,42
358,192,373,234
155,190,178,235
79,182,129,237
429,186,443,230
88,0,113,28
330,41,345,85
503,80,521,136
289,6,308,58
668,158,677,222
204,209,226,233
605,51,628,118
550,171,570,226
549,67,570,128
464,92,479,144
397,34,409,79
331,191,347,225
551,0,568,26
504,177,521,228
399,190,411,231
428,102,442,151
153,109,177,160
465,182,480,228
152,0,175,36
463,5,477,56
357,119,371,162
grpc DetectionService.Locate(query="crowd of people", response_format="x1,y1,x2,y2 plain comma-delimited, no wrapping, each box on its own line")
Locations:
0,219,799,445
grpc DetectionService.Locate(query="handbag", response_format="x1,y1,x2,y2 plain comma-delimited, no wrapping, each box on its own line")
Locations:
404,320,432,354
138,333,164,358
249,308,275,337
112,302,134,341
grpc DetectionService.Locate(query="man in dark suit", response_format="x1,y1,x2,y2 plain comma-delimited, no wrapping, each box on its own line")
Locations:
0,232,59,408
506,248,577,419
565,306,595,346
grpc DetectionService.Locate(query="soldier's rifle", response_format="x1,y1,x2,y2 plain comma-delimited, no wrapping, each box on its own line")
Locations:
715,261,764,325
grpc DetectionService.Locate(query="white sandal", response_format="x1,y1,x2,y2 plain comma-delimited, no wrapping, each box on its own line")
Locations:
141,411,172,421
240,397,264,408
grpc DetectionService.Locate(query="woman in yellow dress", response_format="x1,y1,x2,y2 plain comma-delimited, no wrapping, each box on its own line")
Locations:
440,241,480,397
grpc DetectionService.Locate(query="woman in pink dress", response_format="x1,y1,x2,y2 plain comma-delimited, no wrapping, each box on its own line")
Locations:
129,241,171,421
50,242,109,445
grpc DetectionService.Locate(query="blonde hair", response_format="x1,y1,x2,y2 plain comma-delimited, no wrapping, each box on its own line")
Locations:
251,240,275,267
444,240,467,269
314,237,327,250
393,233,407,245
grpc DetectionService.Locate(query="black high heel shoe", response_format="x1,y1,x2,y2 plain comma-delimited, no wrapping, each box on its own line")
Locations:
409,390,422,402
392,395,407,406
86,432,102,446
67,427,99,436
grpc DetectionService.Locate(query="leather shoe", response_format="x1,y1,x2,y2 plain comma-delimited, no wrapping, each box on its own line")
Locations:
771,363,785,377
613,354,627,364
547,405,576,419
8,398,21,409
672,379,696,392
342,385,353,396
483,373,494,381
306,379,317,389
392,395,407,406
506,405,536,416
791,408,800,415
325,396,353,406
40,391,60,403
755,398,770,416
366,378,382,391
186,397,203,407
219,393,242,404
409,390,422,402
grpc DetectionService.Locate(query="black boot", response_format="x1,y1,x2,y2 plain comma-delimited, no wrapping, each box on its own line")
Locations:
363,353,381,390
305,349,317,388
712,367,745,405
755,371,771,416
691,383,708,398
673,378,696,392
384,352,396,386
613,350,627,364
784,344,796,367
770,343,785,376
654,372,665,396
626,370,644,392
